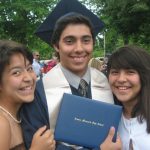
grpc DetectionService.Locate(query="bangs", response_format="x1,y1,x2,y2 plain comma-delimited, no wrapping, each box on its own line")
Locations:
109,55,135,70
107,47,142,72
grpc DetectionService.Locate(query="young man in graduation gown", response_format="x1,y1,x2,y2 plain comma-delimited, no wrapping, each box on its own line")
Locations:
21,0,122,150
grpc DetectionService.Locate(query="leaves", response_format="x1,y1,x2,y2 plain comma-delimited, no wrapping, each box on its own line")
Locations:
0,0,149,58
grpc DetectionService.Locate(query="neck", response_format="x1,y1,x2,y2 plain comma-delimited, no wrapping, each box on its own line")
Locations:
123,103,136,119
123,107,132,119
60,63,88,77
0,105,21,123
0,102,20,120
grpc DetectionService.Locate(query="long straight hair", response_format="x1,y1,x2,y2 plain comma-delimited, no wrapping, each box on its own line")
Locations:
107,45,150,133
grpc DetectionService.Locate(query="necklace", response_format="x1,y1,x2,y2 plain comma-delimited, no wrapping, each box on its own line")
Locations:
0,106,21,124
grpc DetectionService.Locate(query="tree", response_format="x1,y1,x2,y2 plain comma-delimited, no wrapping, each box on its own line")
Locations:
0,0,149,58
0,0,58,58
100,0,150,46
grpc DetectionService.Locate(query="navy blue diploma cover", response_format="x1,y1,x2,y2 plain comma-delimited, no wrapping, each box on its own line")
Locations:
54,93,122,149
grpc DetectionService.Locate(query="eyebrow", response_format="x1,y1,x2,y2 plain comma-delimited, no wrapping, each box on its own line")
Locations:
63,35,92,39
63,35,74,39
9,61,31,69
82,35,92,39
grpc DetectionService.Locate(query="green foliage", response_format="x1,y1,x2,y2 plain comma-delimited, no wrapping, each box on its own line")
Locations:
86,0,150,52
102,0,150,45
0,0,57,58
93,42,105,57
92,49,104,57
0,0,150,58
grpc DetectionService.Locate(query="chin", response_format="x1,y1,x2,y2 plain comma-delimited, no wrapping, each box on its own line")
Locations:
22,96,34,103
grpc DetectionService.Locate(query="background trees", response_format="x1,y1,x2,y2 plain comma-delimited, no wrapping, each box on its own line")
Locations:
0,0,150,59
0,0,58,59
102,0,150,50
89,0,150,52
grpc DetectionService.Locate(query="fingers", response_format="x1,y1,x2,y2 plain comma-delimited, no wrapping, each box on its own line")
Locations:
31,127,56,150
116,133,122,143
49,140,56,150
42,129,55,143
34,125,47,137
100,127,122,150
42,129,54,141
43,130,56,150
106,126,115,142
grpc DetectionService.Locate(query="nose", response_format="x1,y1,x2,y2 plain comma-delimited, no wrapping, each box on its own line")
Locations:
75,40,84,52
23,70,33,82
117,71,127,82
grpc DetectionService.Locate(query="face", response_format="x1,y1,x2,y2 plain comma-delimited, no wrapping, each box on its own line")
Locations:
0,53,36,106
108,69,141,106
34,52,40,61
54,24,93,77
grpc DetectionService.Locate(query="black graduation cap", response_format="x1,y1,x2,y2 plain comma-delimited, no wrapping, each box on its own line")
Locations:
35,0,104,45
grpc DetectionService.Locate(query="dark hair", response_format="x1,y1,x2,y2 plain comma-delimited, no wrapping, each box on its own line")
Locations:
0,40,33,83
107,45,150,133
51,12,95,47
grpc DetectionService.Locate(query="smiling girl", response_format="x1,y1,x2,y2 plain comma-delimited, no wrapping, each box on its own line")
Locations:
0,40,55,150
107,45,150,150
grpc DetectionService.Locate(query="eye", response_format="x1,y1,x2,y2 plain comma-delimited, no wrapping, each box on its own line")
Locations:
12,70,21,76
127,69,137,74
27,65,34,72
110,69,119,75
82,36,92,44
64,37,75,45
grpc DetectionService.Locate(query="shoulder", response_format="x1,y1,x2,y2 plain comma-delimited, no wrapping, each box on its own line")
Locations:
90,67,108,81
90,66,112,90
0,114,11,131
0,114,11,149
42,64,67,88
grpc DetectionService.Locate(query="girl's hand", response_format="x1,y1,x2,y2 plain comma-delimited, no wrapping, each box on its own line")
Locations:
30,126,56,150
100,127,122,150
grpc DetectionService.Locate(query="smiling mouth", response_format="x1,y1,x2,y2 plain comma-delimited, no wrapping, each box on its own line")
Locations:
19,85,34,93
115,86,132,94
20,85,32,90
117,86,130,90
72,56,86,62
